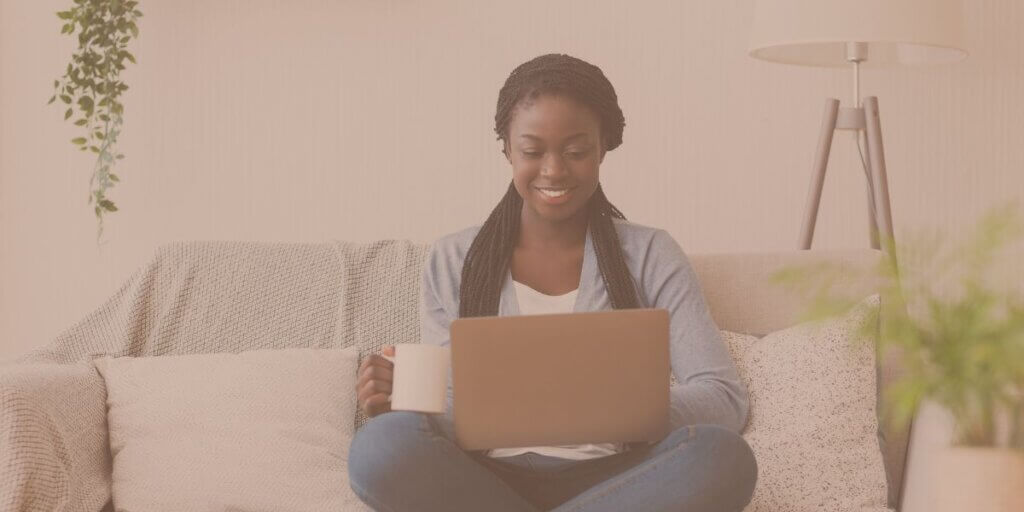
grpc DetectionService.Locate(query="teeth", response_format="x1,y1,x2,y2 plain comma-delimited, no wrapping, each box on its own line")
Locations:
539,189,569,198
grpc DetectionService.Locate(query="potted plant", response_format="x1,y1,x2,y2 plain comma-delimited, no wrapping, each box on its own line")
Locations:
771,202,1024,511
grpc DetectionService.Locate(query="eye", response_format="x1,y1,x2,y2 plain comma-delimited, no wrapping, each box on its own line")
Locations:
521,151,541,158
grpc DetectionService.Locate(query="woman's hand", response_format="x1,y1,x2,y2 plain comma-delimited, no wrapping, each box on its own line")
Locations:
356,345,395,418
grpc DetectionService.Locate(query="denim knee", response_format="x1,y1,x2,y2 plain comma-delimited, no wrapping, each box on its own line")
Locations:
348,411,430,495
692,424,758,508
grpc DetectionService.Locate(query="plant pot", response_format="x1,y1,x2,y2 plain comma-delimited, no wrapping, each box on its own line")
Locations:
926,446,1024,512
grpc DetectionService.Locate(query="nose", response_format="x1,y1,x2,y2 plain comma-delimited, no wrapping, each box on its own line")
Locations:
541,153,568,177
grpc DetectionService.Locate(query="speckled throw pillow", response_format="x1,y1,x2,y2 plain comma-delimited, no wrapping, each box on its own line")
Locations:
720,294,889,512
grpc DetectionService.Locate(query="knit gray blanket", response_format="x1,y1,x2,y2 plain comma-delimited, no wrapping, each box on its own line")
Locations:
0,239,428,511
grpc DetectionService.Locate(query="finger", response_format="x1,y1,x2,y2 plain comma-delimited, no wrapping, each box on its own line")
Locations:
356,361,394,388
358,376,393,399
364,354,394,370
357,364,393,385
355,358,374,382
355,360,376,391
365,364,393,382
382,345,396,356
356,357,389,378
357,378,393,403
363,393,392,417
357,355,393,375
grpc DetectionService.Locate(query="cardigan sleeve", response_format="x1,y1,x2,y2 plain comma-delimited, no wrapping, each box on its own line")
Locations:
643,229,750,433
417,242,459,440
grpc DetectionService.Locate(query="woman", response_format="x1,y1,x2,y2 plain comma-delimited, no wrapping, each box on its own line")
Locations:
349,53,757,512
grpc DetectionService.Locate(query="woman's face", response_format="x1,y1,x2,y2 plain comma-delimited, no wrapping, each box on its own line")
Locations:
505,93,606,226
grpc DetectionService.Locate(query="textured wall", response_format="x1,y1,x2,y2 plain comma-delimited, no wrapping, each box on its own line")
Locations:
2,0,1021,359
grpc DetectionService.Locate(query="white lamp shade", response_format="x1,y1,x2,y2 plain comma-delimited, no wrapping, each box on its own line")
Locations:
749,0,967,67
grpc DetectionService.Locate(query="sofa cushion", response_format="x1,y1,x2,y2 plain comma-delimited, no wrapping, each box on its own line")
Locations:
92,347,368,511
723,294,890,511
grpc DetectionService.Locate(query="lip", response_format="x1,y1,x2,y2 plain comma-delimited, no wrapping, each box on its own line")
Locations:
535,186,574,205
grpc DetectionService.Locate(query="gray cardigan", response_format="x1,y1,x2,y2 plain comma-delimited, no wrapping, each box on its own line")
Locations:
418,216,749,446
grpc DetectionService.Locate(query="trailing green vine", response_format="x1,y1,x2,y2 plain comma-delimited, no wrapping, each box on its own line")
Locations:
48,0,141,245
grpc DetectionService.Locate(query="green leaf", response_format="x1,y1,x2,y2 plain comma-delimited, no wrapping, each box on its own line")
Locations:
57,10,74,20
110,173,120,182
64,108,73,120
89,146,100,153
71,137,87,145
78,96,93,111
95,206,102,217
128,22,138,38
74,118,88,126
99,199,117,212
115,154,124,160
61,23,73,35
94,131,105,140
123,51,136,64
47,95,56,105
61,94,72,104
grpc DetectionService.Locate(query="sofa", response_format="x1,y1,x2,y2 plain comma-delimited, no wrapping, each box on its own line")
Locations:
0,238,918,511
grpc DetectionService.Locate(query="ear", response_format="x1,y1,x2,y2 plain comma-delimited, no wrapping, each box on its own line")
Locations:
503,141,512,162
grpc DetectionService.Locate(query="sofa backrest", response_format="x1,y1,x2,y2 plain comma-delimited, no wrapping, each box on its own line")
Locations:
26,240,907,509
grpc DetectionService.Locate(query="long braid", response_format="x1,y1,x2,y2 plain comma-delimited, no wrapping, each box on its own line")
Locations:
459,181,523,317
587,184,640,310
460,54,639,318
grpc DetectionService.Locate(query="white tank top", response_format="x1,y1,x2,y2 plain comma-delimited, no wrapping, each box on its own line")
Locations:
485,279,623,460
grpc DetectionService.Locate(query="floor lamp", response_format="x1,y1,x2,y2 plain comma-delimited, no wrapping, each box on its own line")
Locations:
748,2,968,508
747,0,967,252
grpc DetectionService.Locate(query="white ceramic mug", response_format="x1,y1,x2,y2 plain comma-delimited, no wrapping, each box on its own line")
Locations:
381,344,450,414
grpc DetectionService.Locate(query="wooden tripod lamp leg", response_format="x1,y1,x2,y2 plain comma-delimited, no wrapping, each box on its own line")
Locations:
859,129,882,249
863,96,897,254
799,98,841,249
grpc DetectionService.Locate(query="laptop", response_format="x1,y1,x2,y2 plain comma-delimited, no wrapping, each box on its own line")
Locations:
449,308,670,451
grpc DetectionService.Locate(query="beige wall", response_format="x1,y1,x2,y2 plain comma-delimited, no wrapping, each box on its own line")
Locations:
2,0,1021,360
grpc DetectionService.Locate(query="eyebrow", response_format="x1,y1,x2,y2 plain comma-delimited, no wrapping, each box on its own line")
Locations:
519,133,588,142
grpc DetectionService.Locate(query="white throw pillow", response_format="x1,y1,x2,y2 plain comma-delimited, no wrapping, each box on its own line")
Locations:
720,294,889,512
93,347,369,512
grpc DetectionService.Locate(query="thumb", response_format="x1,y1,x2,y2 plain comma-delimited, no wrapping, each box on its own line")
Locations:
382,345,396,356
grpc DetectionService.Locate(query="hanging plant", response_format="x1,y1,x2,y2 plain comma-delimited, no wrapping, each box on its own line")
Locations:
48,0,141,245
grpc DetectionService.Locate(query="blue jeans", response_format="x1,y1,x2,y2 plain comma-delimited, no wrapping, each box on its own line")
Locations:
348,411,757,512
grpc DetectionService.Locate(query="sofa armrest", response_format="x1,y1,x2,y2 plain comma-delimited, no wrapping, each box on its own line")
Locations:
0,359,111,511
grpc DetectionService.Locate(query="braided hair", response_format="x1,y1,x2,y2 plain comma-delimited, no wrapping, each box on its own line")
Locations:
458,53,640,318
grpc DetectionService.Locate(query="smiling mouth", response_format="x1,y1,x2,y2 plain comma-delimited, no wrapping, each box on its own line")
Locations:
538,187,571,195
536,187,575,203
